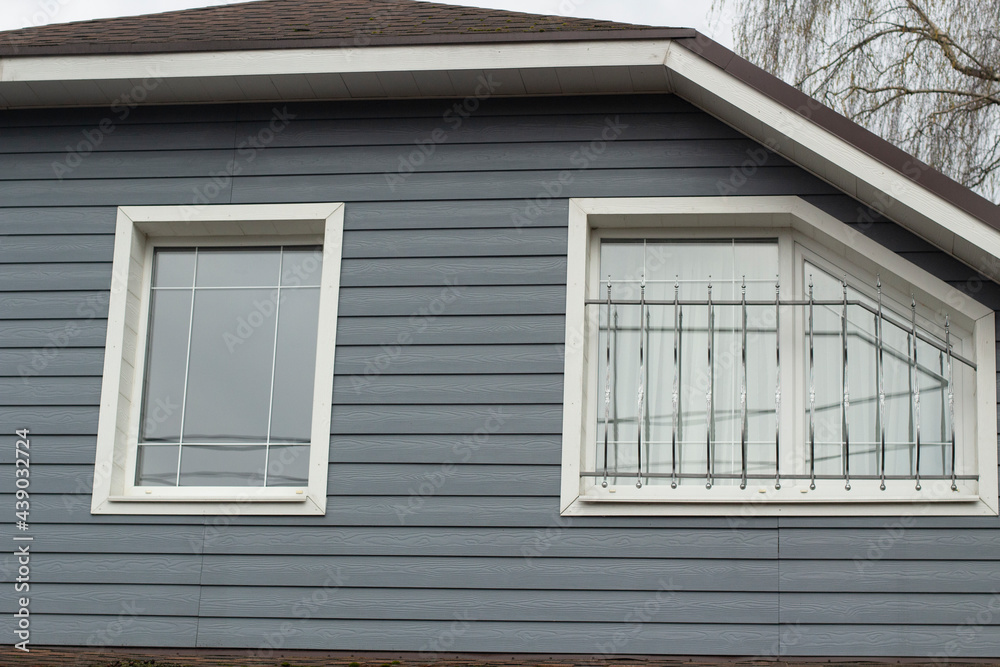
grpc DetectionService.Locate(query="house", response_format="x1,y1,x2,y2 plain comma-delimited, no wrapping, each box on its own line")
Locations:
2,0,1000,661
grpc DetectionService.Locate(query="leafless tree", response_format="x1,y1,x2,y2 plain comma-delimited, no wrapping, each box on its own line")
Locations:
715,0,1000,202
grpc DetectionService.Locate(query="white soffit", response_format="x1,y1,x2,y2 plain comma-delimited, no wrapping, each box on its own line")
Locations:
1,38,996,278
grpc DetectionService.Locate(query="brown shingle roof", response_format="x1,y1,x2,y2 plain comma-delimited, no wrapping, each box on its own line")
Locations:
0,0,665,56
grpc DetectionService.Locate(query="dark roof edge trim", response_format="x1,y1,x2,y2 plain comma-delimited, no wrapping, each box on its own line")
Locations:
674,35,998,228
0,27,694,57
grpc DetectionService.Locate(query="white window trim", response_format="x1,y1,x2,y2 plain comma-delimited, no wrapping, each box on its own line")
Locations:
92,203,343,515
560,196,998,516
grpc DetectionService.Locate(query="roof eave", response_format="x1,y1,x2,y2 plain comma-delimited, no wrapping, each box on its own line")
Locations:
0,32,995,280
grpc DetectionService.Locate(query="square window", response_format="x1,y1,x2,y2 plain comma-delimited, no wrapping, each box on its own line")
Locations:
560,197,998,516
92,204,343,515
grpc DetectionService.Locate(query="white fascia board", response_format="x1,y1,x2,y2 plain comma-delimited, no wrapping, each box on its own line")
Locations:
662,42,1000,282
0,40,673,83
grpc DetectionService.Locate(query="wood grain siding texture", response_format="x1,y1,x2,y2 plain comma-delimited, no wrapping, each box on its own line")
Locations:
1,94,997,657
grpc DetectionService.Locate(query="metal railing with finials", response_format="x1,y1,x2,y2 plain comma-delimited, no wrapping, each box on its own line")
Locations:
581,274,977,493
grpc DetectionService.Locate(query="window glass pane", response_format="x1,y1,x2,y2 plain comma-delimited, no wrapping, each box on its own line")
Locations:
137,244,325,489
136,445,179,486
183,288,276,442
916,338,948,476
270,287,320,443
267,445,310,485
178,445,266,486
152,250,196,288
281,247,323,287
196,248,281,287
598,239,779,487
140,289,192,442
808,267,846,478
806,262,960,481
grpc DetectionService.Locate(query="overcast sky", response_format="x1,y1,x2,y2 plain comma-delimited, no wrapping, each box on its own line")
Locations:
1,0,734,46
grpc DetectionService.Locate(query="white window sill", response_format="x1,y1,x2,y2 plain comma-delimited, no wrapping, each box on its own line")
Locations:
94,490,324,515
564,485,994,517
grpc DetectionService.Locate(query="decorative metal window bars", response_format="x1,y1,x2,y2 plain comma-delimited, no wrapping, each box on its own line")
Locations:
583,274,977,491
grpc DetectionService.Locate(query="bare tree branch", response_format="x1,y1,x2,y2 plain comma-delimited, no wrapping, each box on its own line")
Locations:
903,0,998,82
716,0,1000,202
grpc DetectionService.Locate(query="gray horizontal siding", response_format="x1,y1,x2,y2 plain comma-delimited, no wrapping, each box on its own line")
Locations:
0,493,781,528
0,178,235,207
344,199,569,230
0,553,203,584
0,584,199,616
229,167,836,204
786,625,1000,657
329,405,561,435
334,344,565,375
1,93,998,659
780,559,1000,593
336,315,565,345
0,462,559,496
0,122,237,153
779,528,1000,560
0,207,116,235
189,619,779,654
0,150,237,180
0,319,108,347
0,263,111,291
0,347,105,377
0,140,791,180
0,433,558,465
0,235,113,263
1,373,565,405
780,592,1000,625
332,373,563,405
0,406,97,434
339,256,566,286
195,555,778,590
2,615,198,648
231,113,747,148
0,525,774,559
197,588,777,624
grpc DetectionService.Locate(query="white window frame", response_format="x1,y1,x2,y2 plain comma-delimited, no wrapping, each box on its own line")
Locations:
92,203,343,515
560,196,998,516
